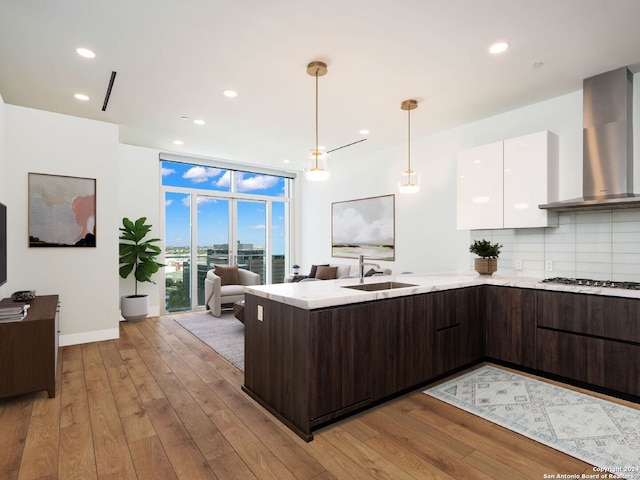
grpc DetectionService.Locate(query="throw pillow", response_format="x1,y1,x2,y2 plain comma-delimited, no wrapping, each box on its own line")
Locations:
309,264,329,278
214,265,239,286
315,265,338,280
365,268,382,277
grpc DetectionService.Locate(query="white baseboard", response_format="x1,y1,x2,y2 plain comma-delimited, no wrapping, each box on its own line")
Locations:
59,327,119,347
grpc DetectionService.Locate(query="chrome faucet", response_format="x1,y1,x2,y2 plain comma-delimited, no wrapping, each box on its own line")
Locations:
359,254,380,283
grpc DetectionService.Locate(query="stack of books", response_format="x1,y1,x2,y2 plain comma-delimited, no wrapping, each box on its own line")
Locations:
0,302,30,323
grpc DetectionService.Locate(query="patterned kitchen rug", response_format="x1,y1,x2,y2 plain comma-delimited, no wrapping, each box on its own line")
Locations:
425,365,640,480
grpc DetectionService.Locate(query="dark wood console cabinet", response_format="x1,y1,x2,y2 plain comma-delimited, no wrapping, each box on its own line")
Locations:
0,295,60,399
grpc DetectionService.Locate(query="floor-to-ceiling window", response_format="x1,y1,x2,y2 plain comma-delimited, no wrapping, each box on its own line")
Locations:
161,158,293,313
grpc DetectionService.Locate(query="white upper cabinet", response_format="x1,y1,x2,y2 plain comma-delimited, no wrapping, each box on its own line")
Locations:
457,131,558,230
456,141,503,230
504,131,558,228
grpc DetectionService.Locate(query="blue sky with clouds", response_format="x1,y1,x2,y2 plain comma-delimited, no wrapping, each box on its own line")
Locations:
162,161,287,253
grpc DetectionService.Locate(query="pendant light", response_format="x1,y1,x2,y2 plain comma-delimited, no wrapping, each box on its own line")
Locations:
303,61,330,181
398,99,421,193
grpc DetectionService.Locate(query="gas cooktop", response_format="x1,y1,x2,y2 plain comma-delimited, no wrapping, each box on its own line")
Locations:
541,277,640,290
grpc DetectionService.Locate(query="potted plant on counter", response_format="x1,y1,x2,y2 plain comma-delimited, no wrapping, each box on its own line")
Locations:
119,217,165,321
469,239,502,275
292,264,301,275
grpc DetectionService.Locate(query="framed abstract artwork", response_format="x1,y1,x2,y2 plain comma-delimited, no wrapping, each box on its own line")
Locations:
331,194,395,260
28,173,96,247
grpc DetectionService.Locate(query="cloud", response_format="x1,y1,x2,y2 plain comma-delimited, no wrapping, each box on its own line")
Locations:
248,224,266,230
235,173,279,192
183,166,223,183
165,198,173,206
161,167,176,177
214,170,232,188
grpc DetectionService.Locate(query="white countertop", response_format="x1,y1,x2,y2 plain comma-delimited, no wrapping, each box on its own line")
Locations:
245,272,640,310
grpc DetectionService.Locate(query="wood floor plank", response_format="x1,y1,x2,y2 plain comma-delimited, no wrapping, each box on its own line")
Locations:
207,451,257,480
360,405,496,479
18,390,60,480
0,396,34,480
58,423,98,480
143,397,217,480
206,376,326,480
127,435,179,480
58,345,97,479
208,407,298,480
82,342,138,479
3,315,634,480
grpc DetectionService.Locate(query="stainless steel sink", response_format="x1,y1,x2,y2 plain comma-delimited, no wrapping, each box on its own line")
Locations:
342,281,417,292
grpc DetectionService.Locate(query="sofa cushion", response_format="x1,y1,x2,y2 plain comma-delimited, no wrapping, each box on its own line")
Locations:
309,264,329,278
335,264,352,278
220,284,245,296
315,265,338,280
215,265,239,285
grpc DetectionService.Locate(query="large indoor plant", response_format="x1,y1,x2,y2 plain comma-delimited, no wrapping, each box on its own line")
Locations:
469,239,502,275
119,217,164,321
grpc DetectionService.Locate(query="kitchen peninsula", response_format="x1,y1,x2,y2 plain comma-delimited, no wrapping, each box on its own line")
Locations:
242,273,640,441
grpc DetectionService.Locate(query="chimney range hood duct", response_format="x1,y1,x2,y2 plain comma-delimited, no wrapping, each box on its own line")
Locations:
540,66,640,211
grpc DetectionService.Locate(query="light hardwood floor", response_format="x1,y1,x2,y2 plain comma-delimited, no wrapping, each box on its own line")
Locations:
0,314,633,479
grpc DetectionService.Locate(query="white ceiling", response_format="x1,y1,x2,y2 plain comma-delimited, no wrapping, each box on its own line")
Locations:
2,0,640,172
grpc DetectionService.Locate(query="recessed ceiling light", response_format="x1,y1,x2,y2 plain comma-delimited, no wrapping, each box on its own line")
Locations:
76,47,95,59
359,129,369,135
282,159,290,163
74,93,90,101
173,140,184,145
489,42,510,54
180,116,189,120
193,119,206,125
223,90,238,98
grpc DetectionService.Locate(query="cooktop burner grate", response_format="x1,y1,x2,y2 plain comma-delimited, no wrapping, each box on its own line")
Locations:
541,277,640,289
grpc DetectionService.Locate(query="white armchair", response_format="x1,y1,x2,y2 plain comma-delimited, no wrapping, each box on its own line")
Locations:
204,266,260,317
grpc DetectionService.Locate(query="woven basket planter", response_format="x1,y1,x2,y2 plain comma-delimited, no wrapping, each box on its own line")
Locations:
475,258,497,275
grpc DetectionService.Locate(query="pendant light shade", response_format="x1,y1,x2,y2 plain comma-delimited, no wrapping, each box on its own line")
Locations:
304,61,330,181
398,99,420,193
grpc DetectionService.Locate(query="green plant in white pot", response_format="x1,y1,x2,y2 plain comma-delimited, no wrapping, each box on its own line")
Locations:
469,239,502,275
119,217,164,321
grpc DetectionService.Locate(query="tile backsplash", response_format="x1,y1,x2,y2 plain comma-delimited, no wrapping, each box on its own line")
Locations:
470,208,640,281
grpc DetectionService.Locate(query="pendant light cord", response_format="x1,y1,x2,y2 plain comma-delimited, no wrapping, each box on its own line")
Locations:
315,70,319,169
407,106,412,182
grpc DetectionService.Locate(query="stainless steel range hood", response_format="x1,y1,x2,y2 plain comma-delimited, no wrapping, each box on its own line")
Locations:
540,67,640,211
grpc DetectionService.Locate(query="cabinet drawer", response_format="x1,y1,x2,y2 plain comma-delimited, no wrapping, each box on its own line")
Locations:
537,291,640,344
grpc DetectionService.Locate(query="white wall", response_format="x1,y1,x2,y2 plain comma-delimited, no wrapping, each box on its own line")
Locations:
118,144,162,316
4,105,120,345
0,94,7,300
299,90,583,276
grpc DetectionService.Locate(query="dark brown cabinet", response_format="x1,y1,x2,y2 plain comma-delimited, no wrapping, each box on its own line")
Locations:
243,288,484,441
0,295,60,399
485,286,537,368
243,284,640,441
536,290,640,396
433,286,484,375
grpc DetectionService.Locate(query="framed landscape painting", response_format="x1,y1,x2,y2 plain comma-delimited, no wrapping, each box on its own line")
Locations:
28,173,96,247
331,194,395,260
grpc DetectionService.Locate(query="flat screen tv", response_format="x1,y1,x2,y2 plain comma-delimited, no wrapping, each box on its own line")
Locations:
0,202,6,286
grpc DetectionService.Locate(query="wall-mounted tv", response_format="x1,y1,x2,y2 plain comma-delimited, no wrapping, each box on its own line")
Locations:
0,202,6,286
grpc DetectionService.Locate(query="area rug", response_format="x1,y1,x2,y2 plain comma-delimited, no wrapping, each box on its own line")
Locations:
425,365,640,479
172,311,244,371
